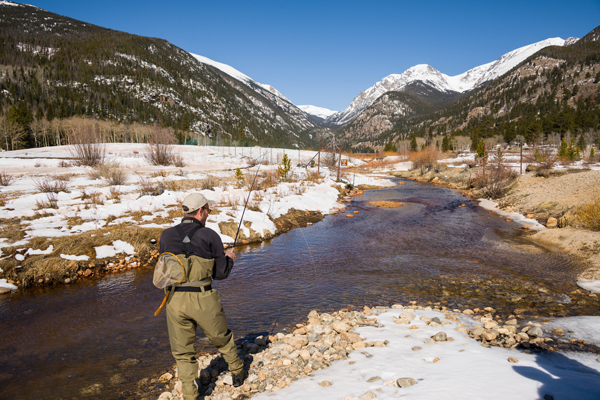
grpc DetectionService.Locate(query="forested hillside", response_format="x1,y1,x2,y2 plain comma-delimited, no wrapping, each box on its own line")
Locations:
0,2,317,150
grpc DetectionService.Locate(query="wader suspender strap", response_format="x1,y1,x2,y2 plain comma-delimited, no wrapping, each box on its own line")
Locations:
175,224,202,258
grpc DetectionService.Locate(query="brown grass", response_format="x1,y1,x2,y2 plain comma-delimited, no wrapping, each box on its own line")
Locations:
0,225,163,287
368,201,405,208
578,195,600,231
0,171,14,186
409,145,440,174
33,176,70,193
36,193,59,209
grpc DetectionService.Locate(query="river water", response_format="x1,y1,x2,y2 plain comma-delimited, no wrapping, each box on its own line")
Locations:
0,179,593,399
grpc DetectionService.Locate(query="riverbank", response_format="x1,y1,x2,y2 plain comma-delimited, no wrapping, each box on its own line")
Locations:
147,303,600,400
391,165,600,289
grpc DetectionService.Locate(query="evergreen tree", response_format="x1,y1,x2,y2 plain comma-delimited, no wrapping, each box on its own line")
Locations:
410,135,418,152
475,139,487,162
383,141,397,152
46,104,55,122
441,136,450,152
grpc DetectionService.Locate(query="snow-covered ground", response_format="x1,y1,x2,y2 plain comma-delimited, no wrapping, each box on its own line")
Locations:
0,143,389,290
255,309,600,400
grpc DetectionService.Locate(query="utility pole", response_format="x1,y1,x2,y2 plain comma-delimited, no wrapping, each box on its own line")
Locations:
520,142,523,175
317,139,321,175
337,144,343,181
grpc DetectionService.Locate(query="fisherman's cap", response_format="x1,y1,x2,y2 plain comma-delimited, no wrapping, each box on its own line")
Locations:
182,193,215,213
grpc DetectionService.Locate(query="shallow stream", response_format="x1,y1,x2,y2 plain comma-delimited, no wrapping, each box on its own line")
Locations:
0,178,596,399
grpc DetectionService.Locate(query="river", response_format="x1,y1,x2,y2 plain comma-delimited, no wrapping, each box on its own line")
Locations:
0,178,593,399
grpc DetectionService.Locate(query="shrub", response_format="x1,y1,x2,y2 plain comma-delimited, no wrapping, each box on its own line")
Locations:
578,195,600,231
69,124,106,167
58,160,71,168
106,168,128,186
138,176,164,196
143,124,178,166
409,145,439,174
199,175,219,191
0,171,14,186
34,177,70,193
471,164,518,199
109,186,122,203
235,168,244,188
36,193,58,209
278,154,292,180
172,154,186,168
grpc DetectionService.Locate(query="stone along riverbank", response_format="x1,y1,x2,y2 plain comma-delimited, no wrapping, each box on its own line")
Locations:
147,303,600,400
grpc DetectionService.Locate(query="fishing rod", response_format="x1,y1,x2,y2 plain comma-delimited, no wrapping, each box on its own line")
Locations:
232,153,267,249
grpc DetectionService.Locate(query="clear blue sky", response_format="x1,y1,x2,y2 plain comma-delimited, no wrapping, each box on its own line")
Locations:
27,0,600,111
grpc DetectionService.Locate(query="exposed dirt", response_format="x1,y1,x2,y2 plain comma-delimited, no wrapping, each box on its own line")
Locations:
368,200,405,208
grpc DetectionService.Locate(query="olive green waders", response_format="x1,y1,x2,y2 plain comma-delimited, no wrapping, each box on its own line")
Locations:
165,255,243,400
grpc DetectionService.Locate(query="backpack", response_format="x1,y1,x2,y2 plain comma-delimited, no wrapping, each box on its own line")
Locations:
153,224,204,316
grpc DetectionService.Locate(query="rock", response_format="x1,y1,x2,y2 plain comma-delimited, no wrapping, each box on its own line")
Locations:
80,383,104,396
399,312,415,321
341,332,362,343
482,332,497,341
528,327,544,338
174,380,182,395
367,376,381,382
397,377,417,388
109,373,127,385
300,349,311,360
346,214,354,218
431,317,442,324
424,338,435,345
359,390,377,400
158,372,173,384
319,381,333,387
463,309,474,315
508,357,518,364
119,358,140,368
332,321,350,333
221,374,233,386
412,346,422,351
391,304,403,309
307,333,322,342
432,332,447,342
286,336,308,349
455,326,468,333
255,336,267,346
64,278,71,284
409,325,419,330
505,319,518,325
518,332,530,341
0,287,10,295
158,392,173,400
293,327,307,335
546,217,558,229
552,328,565,336
352,341,366,350
383,379,397,387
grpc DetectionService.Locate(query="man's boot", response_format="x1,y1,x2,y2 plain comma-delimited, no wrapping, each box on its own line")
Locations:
232,369,247,387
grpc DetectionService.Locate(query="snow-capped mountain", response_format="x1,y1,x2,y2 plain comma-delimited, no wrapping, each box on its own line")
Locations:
298,105,337,119
190,53,317,130
326,37,567,127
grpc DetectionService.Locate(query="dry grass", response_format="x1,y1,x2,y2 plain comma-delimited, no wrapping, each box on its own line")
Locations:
34,177,70,193
0,171,14,186
0,218,26,241
471,164,518,199
578,195,600,231
58,160,71,168
0,225,163,287
409,145,440,174
200,175,220,191
87,162,128,185
137,176,164,196
54,173,73,182
150,170,169,178
36,193,59,209
109,186,122,202
129,210,153,221
368,201,405,208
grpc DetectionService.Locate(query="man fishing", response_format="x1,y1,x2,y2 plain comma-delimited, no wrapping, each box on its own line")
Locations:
159,192,246,399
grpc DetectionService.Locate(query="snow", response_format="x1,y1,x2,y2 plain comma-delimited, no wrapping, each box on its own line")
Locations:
478,199,546,230
60,254,90,261
255,309,600,400
544,316,600,347
25,245,53,255
0,144,389,287
577,280,600,294
298,105,337,119
0,278,17,290
327,37,566,126
190,53,291,102
94,240,136,259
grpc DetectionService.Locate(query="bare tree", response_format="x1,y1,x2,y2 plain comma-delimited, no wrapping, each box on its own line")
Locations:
0,117,25,150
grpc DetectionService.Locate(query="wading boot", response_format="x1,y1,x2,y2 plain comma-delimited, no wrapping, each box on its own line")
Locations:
232,369,247,388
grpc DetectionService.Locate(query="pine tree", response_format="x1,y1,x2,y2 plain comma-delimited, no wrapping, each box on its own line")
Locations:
441,136,450,152
410,135,417,152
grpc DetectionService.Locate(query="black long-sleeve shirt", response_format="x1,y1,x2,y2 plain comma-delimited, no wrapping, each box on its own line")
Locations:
159,217,234,280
